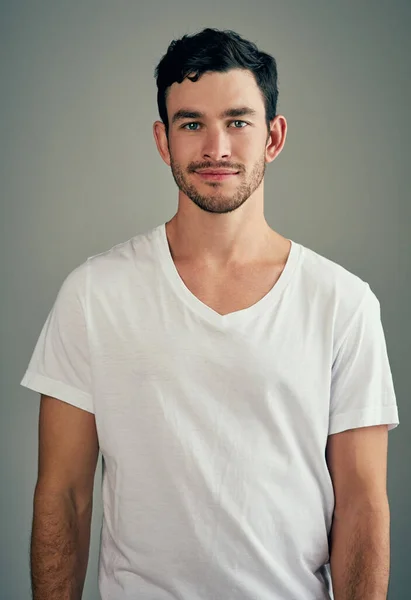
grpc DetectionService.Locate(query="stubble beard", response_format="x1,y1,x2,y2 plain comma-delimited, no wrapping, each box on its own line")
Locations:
169,154,266,214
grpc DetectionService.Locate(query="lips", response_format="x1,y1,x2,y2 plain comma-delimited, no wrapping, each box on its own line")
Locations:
195,170,239,181
196,170,239,175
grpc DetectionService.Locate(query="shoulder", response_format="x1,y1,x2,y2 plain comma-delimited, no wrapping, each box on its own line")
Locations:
85,224,161,288
297,242,367,294
294,241,376,339
89,225,159,270
58,224,161,302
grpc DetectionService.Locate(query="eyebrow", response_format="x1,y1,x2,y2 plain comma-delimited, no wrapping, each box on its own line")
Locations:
171,106,257,124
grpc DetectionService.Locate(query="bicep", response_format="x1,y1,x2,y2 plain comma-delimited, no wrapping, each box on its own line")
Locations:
326,424,389,512
36,394,99,507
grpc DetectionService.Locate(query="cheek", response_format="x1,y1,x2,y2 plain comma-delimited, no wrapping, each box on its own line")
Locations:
169,136,197,164
233,132,264,155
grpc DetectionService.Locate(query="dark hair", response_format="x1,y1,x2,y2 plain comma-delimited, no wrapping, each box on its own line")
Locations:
154,28,279,135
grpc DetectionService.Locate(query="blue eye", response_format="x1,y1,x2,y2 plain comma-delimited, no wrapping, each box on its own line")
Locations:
231,120,248,128
182,120,248,130
183,122,200,130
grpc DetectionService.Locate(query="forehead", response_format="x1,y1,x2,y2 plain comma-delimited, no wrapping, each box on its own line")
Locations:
166,69,265,117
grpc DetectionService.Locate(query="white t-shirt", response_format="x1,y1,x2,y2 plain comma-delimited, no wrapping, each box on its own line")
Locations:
20,222,399,600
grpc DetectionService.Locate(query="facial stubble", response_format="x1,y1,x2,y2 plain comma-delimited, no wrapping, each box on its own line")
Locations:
169,153,267,214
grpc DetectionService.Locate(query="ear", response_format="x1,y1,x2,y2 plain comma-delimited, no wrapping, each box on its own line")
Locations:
153,121,171,166
265,115,287,164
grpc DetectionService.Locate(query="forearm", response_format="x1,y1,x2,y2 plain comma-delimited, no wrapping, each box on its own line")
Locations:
329,499,390,600
31,486,92,600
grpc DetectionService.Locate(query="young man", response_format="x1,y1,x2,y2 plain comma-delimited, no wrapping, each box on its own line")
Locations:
21,28,399,600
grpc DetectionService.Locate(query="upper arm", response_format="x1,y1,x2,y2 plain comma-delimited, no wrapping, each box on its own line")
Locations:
36,394,99,509
326,424,389,512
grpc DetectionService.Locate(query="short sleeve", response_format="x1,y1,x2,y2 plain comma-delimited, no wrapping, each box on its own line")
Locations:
20,260,94,414
329,285,399,435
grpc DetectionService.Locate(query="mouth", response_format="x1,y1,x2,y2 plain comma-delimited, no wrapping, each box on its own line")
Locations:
195,170,240,181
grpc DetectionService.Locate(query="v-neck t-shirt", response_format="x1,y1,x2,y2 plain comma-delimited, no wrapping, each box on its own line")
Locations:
20,222,399,600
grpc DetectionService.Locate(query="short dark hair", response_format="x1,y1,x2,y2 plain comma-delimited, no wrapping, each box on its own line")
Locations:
154,28,279,135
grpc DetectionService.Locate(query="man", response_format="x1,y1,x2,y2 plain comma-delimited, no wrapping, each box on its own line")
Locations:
21,28,399,600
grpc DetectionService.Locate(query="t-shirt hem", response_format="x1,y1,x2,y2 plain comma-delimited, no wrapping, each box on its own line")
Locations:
328,405,399,435
20,371,94,414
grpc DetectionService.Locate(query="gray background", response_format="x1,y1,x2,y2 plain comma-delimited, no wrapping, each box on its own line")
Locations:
1,0,409,598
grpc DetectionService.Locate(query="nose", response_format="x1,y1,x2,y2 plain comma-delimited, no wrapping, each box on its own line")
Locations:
202,128,231,161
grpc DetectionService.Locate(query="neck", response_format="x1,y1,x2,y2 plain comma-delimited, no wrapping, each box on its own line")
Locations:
165,215,285,269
